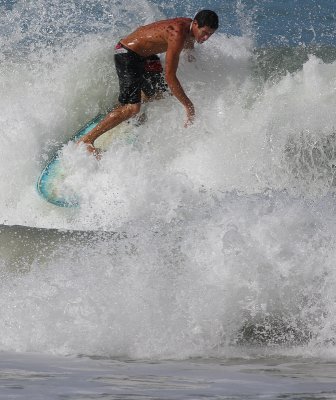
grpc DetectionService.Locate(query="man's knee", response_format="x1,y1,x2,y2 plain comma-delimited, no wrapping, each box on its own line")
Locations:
126,103,141,117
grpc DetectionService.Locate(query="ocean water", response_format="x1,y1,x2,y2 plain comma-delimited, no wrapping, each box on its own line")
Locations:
1,0,336,398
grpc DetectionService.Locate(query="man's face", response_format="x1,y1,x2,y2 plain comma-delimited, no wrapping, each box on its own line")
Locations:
194,22,216,43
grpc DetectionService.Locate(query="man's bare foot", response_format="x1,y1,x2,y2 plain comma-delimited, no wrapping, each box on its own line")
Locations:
77,141,102,160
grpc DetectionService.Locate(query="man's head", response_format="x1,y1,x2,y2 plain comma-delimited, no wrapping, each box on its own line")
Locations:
192,10,219,43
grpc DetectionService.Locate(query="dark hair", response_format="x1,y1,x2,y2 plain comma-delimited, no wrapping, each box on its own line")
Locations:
194,10,219,30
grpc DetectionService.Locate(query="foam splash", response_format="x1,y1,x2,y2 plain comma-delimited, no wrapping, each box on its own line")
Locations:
0,3,335,228
1,0,336,359
1,192,336,358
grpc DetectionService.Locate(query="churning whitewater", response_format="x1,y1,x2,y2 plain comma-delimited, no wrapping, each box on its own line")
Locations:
1,0,336,360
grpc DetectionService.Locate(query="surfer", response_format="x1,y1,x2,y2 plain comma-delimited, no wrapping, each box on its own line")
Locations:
78,10,219,156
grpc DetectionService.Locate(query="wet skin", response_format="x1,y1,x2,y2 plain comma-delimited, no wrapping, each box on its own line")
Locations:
78,17,216,156
120,18,215,56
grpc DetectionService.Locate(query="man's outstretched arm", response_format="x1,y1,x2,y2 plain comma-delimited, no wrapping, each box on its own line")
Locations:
165,27,195,126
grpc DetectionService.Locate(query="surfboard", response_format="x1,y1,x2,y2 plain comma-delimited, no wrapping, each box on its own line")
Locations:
36,112,135,208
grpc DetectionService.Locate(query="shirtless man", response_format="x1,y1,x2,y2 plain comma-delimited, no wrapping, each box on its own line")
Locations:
78,10,219,155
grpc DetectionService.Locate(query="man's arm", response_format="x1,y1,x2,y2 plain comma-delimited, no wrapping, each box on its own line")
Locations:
165,26,195,125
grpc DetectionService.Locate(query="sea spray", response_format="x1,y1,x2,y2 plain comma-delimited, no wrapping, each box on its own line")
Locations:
1,0,336,361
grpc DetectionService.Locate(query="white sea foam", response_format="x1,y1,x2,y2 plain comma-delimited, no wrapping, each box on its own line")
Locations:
1,0,336,359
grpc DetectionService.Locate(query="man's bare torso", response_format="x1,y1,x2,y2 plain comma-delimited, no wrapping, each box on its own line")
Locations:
119,18,194,57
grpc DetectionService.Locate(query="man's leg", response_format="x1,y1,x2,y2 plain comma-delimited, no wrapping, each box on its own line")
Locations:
78,47,145,155
78,102,141,154
141,56,168,101
126,57,167,128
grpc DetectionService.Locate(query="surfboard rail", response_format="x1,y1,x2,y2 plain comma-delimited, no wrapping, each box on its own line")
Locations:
36,113,105,208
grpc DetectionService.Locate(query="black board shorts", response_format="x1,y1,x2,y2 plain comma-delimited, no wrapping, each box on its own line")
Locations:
114,43,167,104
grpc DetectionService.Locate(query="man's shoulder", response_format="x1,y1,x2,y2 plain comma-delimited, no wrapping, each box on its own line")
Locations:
165,18,191,38
167,17,192,29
